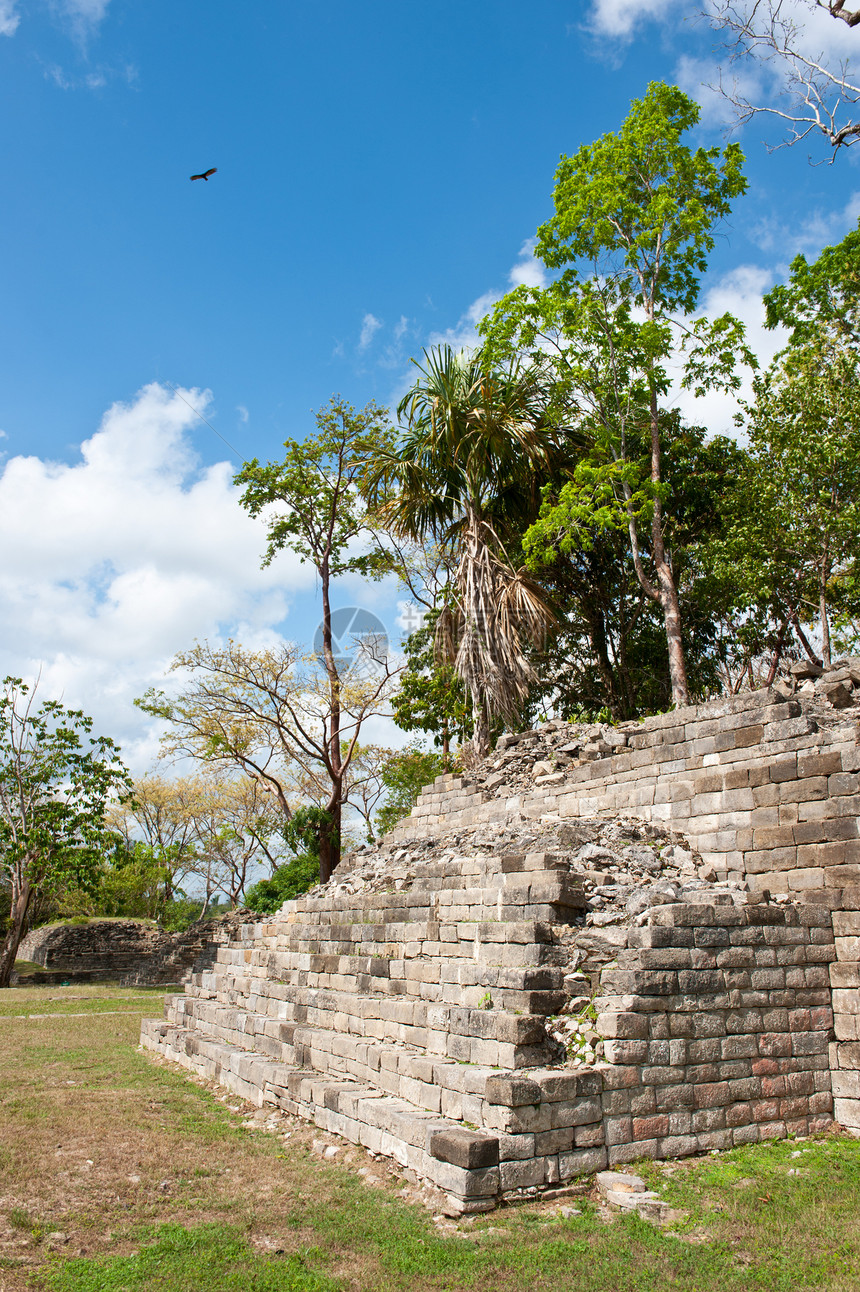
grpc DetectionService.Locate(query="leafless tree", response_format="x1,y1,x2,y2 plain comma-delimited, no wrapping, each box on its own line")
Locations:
138,638,401,882
706,0,860,156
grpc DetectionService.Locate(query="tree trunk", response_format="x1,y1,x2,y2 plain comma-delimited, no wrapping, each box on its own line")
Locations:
623,379,690,709
472,696,491,761
789,609,823,665
647,381,689,709
318,798,341,886
655,560,690,707
765,621,788,687
820,564,832,667
0,877,33,989
319,552,343,878
616,592,638,717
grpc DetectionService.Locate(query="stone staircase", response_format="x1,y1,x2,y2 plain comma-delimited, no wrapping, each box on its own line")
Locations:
142,847,602,1211
142,829,835,1213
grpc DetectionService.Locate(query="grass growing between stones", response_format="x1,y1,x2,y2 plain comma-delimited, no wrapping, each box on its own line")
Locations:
0,985,858,1292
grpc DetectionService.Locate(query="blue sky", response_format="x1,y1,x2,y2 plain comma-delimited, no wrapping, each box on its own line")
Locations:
1,0,858,766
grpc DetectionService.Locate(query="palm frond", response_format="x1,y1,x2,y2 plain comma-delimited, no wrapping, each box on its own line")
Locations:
452,512,555,726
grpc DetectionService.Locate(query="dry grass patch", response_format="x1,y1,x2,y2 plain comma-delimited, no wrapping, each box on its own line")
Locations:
2,985,860,1292
0,989,350,1286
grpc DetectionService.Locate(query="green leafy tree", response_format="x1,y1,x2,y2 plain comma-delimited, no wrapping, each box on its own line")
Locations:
703,222,860,669
244,805,331,913
108,774,203,910
374,744,446,837
482,81,749,709
102,841,185,921
234,397,400,881
391,614,472,759
0,677,133,987
521,422,749,718
712,346,860,667
765,222,860,347
367,345,558,757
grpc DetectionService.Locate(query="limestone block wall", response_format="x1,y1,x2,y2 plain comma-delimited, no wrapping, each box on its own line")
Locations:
394,689,860,903
595,900,834,1159
394,687,860,1135
141,837,837,1212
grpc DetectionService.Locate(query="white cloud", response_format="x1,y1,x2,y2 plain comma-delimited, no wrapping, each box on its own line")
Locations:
675,52,769,127
666,263,786,437
0,382,314,770
0,1,19,37
587,0,854,55
45,63,72,89
42,58,133,91
585,0,684,40
64,0,111,17
750,189,860,256
236,404,250,424
425,242,549,353
427,289,499,353
733,0,858,62
56,0,112,36
508,238,548,290
358,312,383,350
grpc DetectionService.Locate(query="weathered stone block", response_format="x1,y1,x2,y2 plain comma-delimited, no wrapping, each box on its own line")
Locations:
430,1161,500,1198
559,1146,608,1178
483,1075,542,1107
429,1129,499,1170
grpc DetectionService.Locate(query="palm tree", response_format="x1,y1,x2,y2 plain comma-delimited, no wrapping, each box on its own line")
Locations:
369,345,558,758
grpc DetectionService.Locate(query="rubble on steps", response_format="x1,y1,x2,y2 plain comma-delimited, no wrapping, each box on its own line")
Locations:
781,655,860,713
454,656,860,796
335,812,749,963
305,811,750,1075
376,661,860,853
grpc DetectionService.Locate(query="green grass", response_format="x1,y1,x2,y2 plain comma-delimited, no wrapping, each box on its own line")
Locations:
0,984,170,1017
2,985,860,1291
42,1224,341,1291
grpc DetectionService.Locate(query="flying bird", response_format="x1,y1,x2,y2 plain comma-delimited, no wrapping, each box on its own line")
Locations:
190,168,217,182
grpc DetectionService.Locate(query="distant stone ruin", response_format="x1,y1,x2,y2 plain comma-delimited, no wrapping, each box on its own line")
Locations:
142,672,860,1214
17,913,246,986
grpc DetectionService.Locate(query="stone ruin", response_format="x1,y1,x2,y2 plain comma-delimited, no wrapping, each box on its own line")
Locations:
17,913,246,987
142,668,860,1214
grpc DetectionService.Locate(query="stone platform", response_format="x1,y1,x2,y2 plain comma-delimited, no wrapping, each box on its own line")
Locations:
142,812,837,1211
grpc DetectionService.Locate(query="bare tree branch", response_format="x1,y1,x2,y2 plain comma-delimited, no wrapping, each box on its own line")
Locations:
820,2,860,29
706,0,860,158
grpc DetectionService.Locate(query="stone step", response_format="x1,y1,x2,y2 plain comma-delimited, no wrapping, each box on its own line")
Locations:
169,986,553,1048
235,918,561,956
214,939,568,979
140,1019,607,1212
165,997,553,1100
140,1019,504,1212
173,981,563,1052
268,877,588,928
185,959,569,1013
